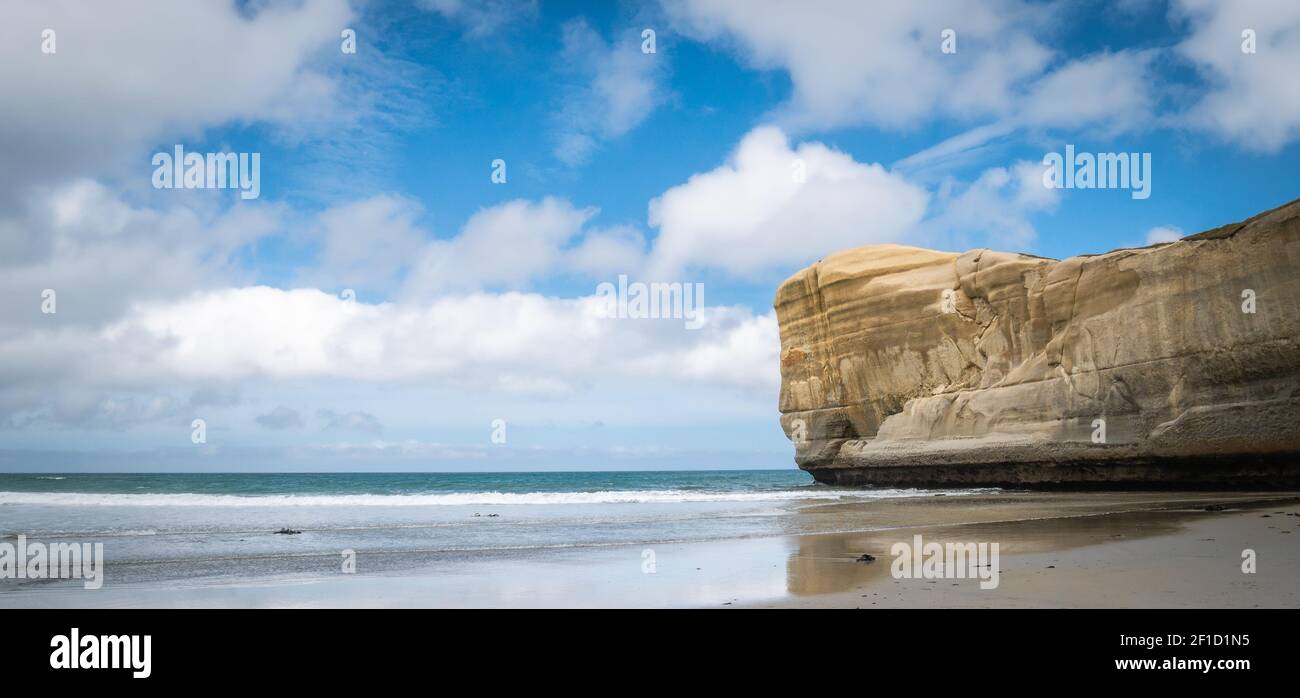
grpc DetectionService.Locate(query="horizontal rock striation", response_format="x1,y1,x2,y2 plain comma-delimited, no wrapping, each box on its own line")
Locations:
776,198,1300,488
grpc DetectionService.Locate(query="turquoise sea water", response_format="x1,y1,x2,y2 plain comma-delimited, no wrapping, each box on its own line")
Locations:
0,470,975,592
0,470,817,499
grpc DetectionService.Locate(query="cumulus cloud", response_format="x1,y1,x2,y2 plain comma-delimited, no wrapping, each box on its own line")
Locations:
633,311,779,391
567,225,648,277
0,180,282,333
553,19,667,164
295,194,649,298
0,171,780,431
403,197,597,296
1173,0,1300,152
664,0,1165,176
299,194,426,296
0,2,790,453
0,283,779,428
0,0,353,194
645,126,929,277
662,0,1055,130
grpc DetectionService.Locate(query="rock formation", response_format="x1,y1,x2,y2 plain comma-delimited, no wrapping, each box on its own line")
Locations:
776,198,1300,488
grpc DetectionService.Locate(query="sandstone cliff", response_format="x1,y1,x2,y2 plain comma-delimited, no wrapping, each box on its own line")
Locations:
776,198,1300,488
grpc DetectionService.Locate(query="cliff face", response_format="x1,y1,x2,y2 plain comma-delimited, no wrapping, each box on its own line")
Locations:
776,198,1300,488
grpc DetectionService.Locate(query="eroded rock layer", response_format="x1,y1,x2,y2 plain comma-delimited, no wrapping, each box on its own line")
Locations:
776,198,1300,488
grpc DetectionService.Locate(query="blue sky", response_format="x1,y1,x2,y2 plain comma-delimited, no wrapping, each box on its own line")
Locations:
1,0,1297,471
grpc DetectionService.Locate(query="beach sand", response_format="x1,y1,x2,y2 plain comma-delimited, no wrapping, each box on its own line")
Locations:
754,492,1300,608
4,491,1298,608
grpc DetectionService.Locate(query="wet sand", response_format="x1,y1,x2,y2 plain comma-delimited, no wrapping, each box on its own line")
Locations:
758,492,1300,608
4,491,1298,608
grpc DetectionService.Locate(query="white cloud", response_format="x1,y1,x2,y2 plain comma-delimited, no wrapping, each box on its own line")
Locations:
0,286,779,428
0,0,354,193
645,126,929,277
403,197,597,296
1145,226,1183,245
664,0,1166,179
634,311,779,391
567,225,648,277
1019,50,1157,132
1174,0,1300,152
553,19,667,164
300,195,426,296
321,195,652,295
662,0,1054,130
920,160,1060,251
903,48,1157,174
0,180,282,333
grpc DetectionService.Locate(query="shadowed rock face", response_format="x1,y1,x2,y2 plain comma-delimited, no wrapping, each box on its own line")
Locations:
776,198,1300,488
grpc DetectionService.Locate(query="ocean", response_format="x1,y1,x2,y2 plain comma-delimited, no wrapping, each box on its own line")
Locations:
0,470,979,603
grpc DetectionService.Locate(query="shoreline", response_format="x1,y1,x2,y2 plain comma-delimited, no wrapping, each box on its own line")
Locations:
2,491,1298,608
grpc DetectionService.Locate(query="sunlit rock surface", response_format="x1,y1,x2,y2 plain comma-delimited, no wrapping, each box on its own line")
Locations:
776,198,1300,488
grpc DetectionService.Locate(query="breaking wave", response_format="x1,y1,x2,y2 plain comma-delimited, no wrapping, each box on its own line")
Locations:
0,487,971,507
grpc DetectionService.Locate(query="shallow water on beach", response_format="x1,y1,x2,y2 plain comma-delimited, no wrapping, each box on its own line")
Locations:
3,476,1296,607
0,470,988,588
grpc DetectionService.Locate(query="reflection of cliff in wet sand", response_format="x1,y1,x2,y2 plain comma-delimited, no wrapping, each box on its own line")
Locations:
776,198,1300,487
769,492,1300,608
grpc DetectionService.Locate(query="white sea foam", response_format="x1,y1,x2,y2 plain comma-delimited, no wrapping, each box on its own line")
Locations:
0,488,976,508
